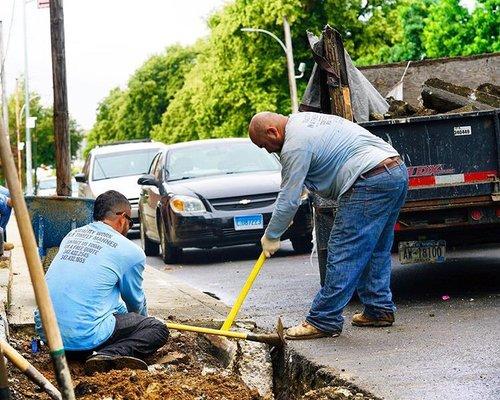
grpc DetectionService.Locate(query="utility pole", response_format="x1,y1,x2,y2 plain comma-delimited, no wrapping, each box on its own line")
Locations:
15,80,22,184
0,21,9,140
282,17,298,113
22,0,33,195
50,0,71,196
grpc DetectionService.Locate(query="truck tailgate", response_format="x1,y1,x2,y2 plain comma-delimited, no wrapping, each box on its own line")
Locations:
360,110,499,202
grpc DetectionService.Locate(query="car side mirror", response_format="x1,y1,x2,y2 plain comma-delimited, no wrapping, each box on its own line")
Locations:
138,174,159,186
74,173,86,183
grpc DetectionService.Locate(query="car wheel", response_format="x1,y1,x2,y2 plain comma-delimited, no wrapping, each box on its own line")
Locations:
140,217,159,256
160,219,181,264
291,233,314,254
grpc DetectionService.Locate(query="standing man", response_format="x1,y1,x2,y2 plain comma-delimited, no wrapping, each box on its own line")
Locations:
0,184,14,251
248,112,408,340
35,190,169,373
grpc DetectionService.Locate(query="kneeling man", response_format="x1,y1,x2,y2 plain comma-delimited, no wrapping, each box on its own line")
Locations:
35,190,168,373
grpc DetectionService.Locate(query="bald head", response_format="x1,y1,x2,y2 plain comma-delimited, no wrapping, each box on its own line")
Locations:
248,112,288,153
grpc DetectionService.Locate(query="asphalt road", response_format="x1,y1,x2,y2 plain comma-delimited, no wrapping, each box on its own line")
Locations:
137,238,500,400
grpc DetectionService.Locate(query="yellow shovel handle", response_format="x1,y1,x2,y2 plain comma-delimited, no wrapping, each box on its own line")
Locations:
221,252,267,331
166,322,247,340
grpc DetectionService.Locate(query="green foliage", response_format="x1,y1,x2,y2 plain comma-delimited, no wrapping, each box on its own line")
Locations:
422,0,472,58
89,0,499,148
462,0,500,55
7,87,83,168
383,0,436,62
152,0,409,143
85,45,198,155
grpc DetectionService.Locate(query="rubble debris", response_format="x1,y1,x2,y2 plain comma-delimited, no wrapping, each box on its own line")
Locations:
385,97,419,118
444,104,480,114
6,327,262,400
476,83,500,97
421,78,499,112
301,386,356,399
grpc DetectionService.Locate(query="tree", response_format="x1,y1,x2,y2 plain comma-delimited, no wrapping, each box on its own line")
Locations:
84,87,127,155
422,0,472,58
91,0,498,147
152,0,407,144
384,0,436,62
462,0,500,55
7,87,83,169
84,44,198,154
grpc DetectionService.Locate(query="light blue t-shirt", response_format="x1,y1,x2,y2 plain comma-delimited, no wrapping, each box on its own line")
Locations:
266,112,399,239
35,221,147,350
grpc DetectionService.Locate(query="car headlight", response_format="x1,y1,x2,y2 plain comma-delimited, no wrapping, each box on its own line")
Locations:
170,195,206,213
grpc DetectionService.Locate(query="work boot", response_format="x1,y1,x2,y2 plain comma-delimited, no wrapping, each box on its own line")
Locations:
351,312,394,327
84,353,148,375
3,242,14,251
284,321,340,340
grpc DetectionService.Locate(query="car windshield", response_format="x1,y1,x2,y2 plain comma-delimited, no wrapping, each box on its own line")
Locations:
38,178,56,190
166,141,280,181
92,148,160,181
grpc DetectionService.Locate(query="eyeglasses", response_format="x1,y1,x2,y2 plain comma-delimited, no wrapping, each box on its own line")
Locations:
116,212,133,229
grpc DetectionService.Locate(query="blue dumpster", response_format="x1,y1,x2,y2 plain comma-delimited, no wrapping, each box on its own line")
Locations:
24,196,94,258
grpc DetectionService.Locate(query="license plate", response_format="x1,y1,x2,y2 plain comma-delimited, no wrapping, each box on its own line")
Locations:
234,214,263,231
398,240,446,264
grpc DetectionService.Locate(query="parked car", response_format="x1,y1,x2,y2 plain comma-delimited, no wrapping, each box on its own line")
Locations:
35,177,77,196
75,140,166,226
138,138,313,263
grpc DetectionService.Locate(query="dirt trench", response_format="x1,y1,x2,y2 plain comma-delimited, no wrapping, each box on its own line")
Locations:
5,326,379,400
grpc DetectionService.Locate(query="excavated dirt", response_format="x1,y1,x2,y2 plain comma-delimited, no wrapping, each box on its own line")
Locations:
6,326,261,400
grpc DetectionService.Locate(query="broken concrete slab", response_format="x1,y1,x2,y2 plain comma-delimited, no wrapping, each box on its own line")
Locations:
421,78,499,112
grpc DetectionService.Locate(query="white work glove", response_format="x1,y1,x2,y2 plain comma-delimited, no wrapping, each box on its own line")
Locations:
261,235,280,258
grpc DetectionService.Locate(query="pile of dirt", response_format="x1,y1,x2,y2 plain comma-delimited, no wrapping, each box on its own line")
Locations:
6,327,261,400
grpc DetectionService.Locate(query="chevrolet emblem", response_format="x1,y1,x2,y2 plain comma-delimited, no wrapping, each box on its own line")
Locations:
239,199,251,205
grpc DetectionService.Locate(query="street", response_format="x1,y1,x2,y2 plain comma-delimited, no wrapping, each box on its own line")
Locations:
138,239,500,400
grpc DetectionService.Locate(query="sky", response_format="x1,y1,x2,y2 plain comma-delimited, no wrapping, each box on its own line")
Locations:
1,0,227,130
1,0,477,131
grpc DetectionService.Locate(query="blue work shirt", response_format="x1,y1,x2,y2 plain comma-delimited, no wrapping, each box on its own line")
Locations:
266,112,399,239
34,221,147,350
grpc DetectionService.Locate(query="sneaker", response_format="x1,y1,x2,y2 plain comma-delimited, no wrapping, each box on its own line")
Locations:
84,353,148,374
3,242,14,251
351,312,394,327
284,321,340,340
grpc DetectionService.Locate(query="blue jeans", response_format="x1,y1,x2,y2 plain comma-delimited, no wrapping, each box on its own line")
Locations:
306,163,408,333
0,185,11,235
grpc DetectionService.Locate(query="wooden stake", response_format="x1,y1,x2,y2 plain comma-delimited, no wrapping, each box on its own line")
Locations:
0,102,74,398
0,345,10,400
323,26,353,121
1,340,61,400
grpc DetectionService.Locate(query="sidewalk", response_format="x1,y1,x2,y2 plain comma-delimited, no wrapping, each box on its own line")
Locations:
4,215,230,328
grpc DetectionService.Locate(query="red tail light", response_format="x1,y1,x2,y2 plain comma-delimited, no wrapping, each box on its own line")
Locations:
394,222,401,231
470,209,483,221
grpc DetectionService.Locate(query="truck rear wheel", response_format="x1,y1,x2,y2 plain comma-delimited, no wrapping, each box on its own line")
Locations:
291,233,313,254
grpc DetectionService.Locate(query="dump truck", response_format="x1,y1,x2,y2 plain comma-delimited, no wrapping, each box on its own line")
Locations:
303,27,500,284
314,109,500,284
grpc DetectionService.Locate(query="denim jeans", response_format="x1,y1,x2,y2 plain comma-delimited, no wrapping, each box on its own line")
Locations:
306,163,408,333
0,185,11,235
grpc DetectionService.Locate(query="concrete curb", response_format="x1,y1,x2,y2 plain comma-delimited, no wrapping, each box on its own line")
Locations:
0,251,12,341
273,344,382,400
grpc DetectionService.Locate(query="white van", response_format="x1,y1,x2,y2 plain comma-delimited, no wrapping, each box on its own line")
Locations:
75,140,165,226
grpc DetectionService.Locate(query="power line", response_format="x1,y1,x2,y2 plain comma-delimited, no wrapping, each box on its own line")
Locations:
1,0,17,72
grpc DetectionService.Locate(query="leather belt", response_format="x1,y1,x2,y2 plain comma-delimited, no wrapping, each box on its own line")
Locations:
362,156,403,178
